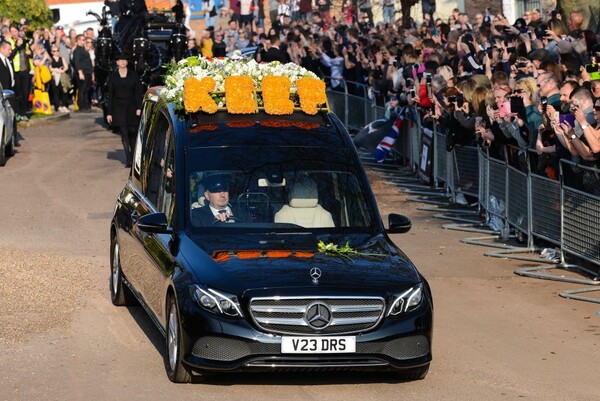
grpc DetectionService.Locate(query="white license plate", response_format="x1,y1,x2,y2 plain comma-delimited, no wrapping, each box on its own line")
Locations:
281,336,356,353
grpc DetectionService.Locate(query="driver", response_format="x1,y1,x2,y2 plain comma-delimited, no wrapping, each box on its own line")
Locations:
191,174,237,226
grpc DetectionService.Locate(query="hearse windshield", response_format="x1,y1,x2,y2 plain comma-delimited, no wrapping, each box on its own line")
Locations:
186,146,377,231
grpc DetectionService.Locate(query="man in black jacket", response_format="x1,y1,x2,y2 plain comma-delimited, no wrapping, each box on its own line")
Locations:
72,34,93,111
0,40,14,92
191,174,239,226
262,35,289,63
0,39,19,146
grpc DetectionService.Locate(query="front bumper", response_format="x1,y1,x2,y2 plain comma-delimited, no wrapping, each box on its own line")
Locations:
180,301,432,373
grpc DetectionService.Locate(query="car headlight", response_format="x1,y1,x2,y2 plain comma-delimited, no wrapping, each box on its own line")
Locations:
387,284,423,316
192,285,243,317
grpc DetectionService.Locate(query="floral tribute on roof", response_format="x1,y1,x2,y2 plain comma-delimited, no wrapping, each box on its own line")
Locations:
162,53,327,115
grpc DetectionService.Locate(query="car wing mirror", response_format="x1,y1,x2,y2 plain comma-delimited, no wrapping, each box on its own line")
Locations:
2,89,15,101
137,212,174,234
387,213,412,234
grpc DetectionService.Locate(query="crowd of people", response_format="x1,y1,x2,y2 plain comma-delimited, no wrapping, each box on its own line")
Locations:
198,4,599,195
0,18,100,119
1,2,599,194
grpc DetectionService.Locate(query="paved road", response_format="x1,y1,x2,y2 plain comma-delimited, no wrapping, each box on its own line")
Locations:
1,113,599,400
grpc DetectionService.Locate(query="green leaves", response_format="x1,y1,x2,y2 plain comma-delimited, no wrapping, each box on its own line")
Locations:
0,0,54,28
317,241,384,263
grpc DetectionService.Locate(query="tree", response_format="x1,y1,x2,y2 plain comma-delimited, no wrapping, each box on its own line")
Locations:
0,0,54,29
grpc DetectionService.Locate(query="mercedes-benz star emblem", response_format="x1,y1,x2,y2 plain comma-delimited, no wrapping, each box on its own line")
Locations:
310,267,322,284
305,302,332,329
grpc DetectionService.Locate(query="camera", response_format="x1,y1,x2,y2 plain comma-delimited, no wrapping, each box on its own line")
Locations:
586,63,600,81
397,92,408,106
516,61,528,69
585,64,599,73
485,46,498,57
402,64,414,80
535,24,549,39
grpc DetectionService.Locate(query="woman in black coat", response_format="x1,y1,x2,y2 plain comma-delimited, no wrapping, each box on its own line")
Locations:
106,53,144,167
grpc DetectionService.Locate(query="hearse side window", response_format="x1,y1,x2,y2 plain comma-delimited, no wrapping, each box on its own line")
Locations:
132,99,155,185
158,129,175,224
143,112,170,206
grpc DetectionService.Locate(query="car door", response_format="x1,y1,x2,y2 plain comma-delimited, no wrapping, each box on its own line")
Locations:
117,97,156,300
134,110,179,322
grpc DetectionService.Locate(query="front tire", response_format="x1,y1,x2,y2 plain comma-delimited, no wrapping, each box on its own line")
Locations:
5,134,14,157
110,235,136,306
166,296,193,383
0,128,6,166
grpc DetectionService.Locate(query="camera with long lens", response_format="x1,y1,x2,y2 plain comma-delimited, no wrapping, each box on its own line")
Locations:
397,92,409,106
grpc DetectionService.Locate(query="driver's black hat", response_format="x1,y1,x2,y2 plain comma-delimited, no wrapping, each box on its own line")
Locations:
204,174,230,193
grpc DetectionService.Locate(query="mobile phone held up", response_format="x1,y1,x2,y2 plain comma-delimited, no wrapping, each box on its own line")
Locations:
498,101,512,118
559,113,576,127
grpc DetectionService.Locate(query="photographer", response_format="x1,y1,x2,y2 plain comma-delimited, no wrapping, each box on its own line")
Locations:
7,23,33,122
299,37,322,76
513,77,541,148
320,42,345,92
552,87,599,194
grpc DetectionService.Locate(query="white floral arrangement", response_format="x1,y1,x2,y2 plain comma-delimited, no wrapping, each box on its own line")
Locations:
161,52,320,112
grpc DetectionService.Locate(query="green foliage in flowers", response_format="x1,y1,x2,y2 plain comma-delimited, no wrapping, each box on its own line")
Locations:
317,241,384,262
160,52,319,113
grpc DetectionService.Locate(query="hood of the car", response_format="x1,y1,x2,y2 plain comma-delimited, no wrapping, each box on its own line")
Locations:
179,233,420,295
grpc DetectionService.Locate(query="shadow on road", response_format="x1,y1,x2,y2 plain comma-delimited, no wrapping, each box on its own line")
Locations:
125,305,167,357
107,150,127,165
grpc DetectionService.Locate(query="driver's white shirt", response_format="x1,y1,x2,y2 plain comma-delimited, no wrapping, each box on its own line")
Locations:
209,205,233,221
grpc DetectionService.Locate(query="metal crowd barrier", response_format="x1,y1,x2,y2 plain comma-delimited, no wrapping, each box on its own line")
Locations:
512,158,600,286
480,146,551,261
326,79,385,133
433,131,449,189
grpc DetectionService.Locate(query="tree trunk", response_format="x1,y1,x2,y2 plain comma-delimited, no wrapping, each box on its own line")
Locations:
400,0,419,28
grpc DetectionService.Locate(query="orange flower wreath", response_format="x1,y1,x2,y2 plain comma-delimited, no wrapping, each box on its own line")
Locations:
296,78,327,115
262,76,294,115
225,76,257,114
183,77,218,114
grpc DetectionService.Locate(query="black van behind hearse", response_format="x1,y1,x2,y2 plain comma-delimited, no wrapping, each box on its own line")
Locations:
109,58,432,383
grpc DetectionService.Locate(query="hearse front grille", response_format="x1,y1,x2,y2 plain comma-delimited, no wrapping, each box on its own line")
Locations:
249,297,385,335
